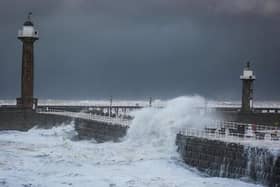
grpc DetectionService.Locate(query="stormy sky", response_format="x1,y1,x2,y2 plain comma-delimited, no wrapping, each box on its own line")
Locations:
0,0,280,100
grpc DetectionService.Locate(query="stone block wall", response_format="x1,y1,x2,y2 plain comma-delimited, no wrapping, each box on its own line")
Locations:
0,110,129,143
0,110,73,131
217,112,280,127
176,134,280,187
74,118,128,143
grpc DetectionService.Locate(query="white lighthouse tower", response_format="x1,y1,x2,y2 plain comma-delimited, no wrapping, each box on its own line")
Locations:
16,13,39,110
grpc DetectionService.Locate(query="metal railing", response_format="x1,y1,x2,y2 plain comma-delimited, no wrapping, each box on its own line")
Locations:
37,109,131,126
18,30,39,38
179,120,280,143
209,120,279,131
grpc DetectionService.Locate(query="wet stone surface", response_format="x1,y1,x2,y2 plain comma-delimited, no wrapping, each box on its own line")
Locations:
176,134,280,187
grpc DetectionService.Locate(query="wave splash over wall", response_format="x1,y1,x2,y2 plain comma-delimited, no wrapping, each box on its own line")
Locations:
125,96,214,158
0,96,261,187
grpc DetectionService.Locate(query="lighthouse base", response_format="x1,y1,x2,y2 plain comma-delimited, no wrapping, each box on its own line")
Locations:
16,97,38,110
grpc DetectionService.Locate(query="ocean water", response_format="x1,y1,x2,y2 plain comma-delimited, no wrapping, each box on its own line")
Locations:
0,97,263,187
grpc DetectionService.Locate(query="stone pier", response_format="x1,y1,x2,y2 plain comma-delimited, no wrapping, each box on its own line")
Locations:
0,110,129,143
75,118,128,143
0,110,73,131
176,134,280,187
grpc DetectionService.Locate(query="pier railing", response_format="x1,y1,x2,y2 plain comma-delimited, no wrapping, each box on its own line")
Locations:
179,120,280,143
37,109,131,126
181,128,278,141
210,120,279,131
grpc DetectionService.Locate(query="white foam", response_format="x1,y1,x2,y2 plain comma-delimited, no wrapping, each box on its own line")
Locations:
0,96,263,187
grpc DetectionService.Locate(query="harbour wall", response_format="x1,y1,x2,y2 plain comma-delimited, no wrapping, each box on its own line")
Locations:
218,112,280,126
0,110,73,131
74,118,128,143
0,110,128,143
176,134,280,187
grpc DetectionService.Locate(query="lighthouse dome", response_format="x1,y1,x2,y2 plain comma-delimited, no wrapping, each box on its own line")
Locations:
23,20,34,27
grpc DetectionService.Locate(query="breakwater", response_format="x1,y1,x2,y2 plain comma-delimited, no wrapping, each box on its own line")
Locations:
0,110,73,131
176,134,280,187
218,112,280,126
0,109,129,143
74,118,128,142
37,111,130,142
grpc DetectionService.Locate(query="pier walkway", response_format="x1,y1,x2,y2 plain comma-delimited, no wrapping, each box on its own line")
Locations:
179,121,280,149
38,110,131,127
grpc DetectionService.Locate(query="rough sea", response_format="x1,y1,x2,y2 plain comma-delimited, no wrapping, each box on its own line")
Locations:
0,97,265,187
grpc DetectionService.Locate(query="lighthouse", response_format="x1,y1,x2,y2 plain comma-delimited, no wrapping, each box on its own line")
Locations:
240,62,256,113
16,13,39,110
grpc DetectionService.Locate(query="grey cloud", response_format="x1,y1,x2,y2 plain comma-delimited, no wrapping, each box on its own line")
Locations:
0,0,279,100
0,0,63,24
72,0,280,17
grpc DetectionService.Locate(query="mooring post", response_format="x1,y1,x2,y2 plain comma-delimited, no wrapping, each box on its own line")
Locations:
109,96,112,117
149,97,153,107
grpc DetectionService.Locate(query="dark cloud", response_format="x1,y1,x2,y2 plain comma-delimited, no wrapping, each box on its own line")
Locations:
0,0,279,100
0,0,63,25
